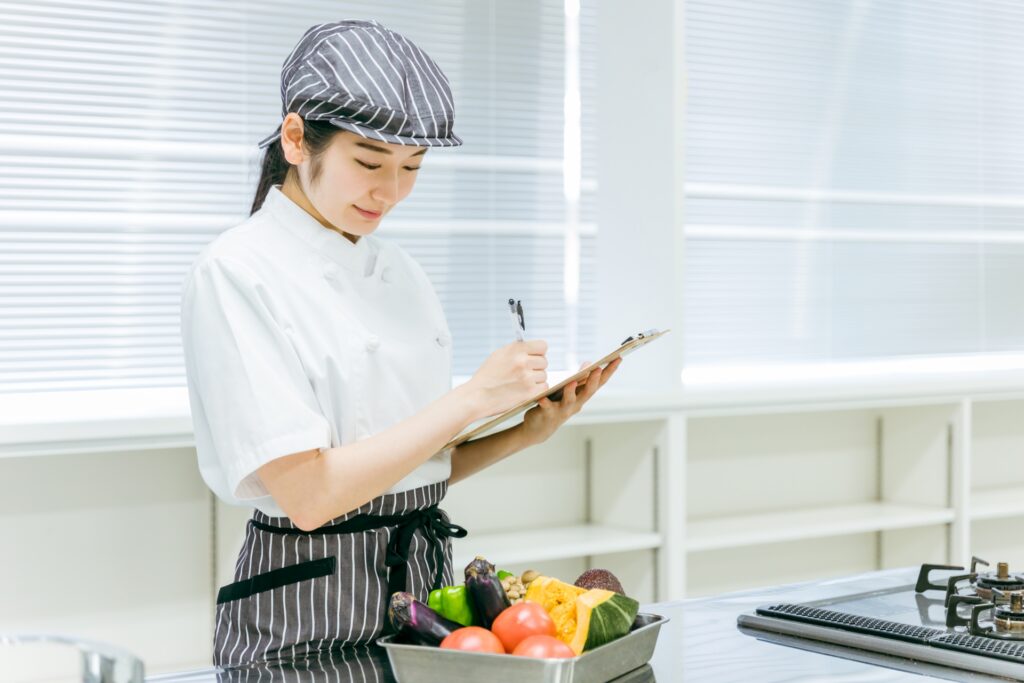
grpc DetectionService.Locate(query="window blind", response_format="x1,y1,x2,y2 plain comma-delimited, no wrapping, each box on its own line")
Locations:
683,0,1024,378
0,0,597,394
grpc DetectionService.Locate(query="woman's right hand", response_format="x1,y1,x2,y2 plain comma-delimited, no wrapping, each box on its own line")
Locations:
466,339,549,418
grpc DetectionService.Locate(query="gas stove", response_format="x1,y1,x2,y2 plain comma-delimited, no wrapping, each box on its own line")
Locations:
738,558,1024,681
921,557,1024,642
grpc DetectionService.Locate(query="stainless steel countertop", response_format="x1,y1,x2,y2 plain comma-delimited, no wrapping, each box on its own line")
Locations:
150,567,1003,683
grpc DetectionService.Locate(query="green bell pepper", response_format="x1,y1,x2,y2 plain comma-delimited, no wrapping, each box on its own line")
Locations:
427,588,444,615
426,585,475,626
497,570,514,581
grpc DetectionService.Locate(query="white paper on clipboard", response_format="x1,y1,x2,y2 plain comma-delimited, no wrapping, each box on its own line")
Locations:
442,328,670,451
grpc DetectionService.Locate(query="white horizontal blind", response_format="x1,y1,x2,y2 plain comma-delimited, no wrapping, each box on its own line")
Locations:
683,0,1024,375
0,0,597,394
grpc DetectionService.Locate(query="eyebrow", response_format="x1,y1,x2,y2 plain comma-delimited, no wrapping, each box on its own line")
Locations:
354,141,427,157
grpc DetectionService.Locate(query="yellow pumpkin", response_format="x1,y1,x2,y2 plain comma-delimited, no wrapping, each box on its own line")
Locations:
523,576,586,645
525,578,640,654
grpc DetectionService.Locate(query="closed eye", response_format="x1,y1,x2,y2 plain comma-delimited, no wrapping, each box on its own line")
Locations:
356,159,422,172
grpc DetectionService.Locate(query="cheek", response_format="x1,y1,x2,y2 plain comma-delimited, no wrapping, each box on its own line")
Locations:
319,161,367,205
398,173,419,201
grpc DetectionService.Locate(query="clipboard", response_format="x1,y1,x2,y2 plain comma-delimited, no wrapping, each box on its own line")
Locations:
442,328,671,450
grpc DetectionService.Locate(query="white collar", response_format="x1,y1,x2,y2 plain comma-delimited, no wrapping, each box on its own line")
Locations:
264,184,380,277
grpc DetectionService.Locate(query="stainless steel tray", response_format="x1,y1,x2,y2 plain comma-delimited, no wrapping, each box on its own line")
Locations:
377,612,667,683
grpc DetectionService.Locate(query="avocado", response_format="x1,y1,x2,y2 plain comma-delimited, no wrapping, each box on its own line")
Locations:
574,568,626,596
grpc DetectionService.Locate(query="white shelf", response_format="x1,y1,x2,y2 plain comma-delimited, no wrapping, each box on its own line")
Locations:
687,502,955,553
677,364,1024,416
453,524,662,570
972,487,1024,521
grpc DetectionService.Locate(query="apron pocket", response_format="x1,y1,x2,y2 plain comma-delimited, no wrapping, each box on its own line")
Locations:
216,555,337,605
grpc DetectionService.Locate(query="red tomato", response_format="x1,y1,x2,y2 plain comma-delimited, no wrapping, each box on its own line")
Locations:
439,626,505,654
490,602,557,653
512,634,576,659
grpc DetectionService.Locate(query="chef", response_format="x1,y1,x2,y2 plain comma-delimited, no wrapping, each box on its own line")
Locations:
179,19,621,669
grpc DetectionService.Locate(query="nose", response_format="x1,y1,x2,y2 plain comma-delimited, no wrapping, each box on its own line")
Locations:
370,168,400,206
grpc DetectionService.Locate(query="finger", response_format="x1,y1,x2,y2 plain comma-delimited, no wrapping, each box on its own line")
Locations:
563,380,578,406
575,368,599,400
598,361,620,388
528,355,549,370
598,359,620,383
525,339,548,355
575,373,602,409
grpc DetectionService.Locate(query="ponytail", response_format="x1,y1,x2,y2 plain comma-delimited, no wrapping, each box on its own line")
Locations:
250,139,290,216
249,119,344,216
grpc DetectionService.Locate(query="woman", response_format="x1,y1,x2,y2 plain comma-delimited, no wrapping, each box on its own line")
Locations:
180,19,621,669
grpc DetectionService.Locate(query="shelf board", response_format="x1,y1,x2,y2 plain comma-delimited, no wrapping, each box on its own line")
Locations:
453,524,662,569
687,502,955,553
972,487,1024,521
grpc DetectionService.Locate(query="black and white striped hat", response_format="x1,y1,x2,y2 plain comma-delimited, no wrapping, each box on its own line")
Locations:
257,19,462,149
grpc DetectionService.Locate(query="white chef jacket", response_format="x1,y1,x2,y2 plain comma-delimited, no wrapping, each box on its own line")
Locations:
180,184,454,517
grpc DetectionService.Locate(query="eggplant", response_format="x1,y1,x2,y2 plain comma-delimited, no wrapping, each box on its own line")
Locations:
387,591,461,646
464,556,510,629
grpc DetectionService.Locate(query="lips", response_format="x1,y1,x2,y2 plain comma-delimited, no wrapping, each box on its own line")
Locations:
354,205,382,219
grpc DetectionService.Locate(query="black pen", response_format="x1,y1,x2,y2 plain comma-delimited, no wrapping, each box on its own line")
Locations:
508,298,525,342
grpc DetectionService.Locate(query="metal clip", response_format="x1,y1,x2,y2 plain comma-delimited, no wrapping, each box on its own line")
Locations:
620,328,660,346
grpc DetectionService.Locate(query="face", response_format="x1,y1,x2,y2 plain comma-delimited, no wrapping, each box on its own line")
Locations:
280,114,426,239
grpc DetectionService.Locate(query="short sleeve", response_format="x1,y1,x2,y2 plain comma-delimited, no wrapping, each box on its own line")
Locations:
180,256,331,501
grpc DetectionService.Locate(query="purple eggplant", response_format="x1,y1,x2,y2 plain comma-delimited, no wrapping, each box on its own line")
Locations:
464,556,510,629
387,591,461,646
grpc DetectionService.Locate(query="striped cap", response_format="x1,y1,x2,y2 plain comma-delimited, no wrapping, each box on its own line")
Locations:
257,19,462,149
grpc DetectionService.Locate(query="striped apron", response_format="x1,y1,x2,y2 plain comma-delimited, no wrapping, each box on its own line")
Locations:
213,480,465,669
214,644,395,683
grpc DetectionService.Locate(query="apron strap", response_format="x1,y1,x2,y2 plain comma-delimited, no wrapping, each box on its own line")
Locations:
250,505,468,595
383,507,468,595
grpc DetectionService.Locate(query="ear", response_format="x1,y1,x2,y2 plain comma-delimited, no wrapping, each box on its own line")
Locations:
280,113,306,165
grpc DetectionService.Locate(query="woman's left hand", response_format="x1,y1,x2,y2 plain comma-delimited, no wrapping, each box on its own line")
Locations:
519,357,623,447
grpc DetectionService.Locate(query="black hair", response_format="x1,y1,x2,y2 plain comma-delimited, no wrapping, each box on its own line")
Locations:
250,119,345,216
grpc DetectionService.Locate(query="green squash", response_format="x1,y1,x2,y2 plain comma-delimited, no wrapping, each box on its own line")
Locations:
569,588,640,654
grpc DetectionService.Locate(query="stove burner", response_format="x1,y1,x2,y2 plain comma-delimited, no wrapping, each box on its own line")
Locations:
975,562,1024,602
917,557,1024,641
916,558,1024,608
994,591,1024,634
946,589,1024,640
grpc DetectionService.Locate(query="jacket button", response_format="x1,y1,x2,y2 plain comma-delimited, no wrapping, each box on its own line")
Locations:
366,335,381,352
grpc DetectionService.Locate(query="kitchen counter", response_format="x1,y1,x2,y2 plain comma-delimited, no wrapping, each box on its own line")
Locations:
150,567,1004,683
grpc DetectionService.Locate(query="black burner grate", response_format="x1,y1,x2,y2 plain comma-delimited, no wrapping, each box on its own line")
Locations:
931,633,1024,664
757,604,946,644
